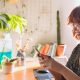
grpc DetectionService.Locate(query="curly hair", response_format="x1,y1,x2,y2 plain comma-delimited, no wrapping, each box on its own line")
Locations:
68,6,80,26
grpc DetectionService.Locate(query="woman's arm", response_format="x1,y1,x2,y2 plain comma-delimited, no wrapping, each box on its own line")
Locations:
39,55,80,80
51,60,80,80
61,65,80,80
50,71,66,80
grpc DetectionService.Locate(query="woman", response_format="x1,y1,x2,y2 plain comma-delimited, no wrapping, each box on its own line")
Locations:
38,6,80,80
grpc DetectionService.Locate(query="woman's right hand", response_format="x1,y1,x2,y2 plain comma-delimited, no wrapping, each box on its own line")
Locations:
38,54,63,73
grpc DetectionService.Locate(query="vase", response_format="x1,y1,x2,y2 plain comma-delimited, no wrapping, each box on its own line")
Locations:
0,32,12,64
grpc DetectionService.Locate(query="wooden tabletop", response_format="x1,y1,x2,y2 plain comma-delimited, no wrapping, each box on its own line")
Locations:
0,58,55,80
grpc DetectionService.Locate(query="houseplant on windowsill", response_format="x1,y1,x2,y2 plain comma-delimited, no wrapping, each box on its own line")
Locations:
0,13,27,65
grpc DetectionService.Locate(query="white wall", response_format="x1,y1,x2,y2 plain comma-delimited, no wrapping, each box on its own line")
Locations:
0,0,79,58
0,0,58,57
58,0,80,58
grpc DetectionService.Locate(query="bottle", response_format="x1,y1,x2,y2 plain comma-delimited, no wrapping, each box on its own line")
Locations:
0,33,12,64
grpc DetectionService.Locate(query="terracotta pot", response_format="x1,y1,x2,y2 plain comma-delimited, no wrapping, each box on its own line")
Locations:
2,63,12,74
56,44,66,56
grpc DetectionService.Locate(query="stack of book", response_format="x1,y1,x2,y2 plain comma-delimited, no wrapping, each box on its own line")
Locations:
31,43,57,58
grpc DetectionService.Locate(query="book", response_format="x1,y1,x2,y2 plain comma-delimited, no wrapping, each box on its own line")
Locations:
47,44,53,56
51,43,57,58
40,45,45,55
33,44,42,57
35,44,42,51
47,43,57,58
43,44,50,55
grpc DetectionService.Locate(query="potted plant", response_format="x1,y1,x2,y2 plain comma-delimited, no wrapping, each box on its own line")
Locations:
56,10,66,56
1,56,18,74
0,13,27,35
57,10,61,44
8,14,27,34
0,13,10,38
0,13,27,64
1,56,12,74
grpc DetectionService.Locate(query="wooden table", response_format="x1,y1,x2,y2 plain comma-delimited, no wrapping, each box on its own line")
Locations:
0,58,55,80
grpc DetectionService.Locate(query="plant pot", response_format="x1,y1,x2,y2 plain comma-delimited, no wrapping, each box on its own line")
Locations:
56,44,66,56
2,63,12,74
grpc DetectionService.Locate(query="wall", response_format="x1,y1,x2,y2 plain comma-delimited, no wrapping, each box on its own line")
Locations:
0,0,79,58
0,0,58,57
58,0,80,58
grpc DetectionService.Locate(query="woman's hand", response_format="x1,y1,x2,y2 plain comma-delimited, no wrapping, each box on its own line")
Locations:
38,54,62,73
39,55,53,69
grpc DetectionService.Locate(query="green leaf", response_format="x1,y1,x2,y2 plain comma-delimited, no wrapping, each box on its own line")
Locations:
0,13,10,21
0,13,27,33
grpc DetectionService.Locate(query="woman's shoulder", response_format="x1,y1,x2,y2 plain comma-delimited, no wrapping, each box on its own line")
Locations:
67,44,80,62
66,44,80,76
76,43,80,47
71,44,80,54
75,43,80,48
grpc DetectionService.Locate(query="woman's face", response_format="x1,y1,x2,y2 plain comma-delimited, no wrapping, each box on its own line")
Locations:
72,24,80,40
